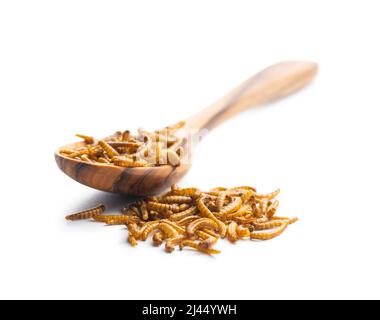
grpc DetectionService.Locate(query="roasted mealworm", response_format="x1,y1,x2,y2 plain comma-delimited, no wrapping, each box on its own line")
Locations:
112,156,136,167
287,217,298,224
236,225,250,239
253,216,269,224
198,235,219,249
165,236,184,253
233,216,260,224
129,159,149,167
227,222,239,242
252,220,285,230
250,221,288,240
80,154,92,162
180,240,220,255
59,148,74,154
257,199,268,217
204,192,220,198
99,140,120,157
76,133,95,144
197,196,227,238
65,204,105,221
179,204,190,211
68,149,89,158
107,141,141,149
152,231,165,246
271,216,299,224
122,130,131,141
266,200,279,218
126,223,141,239
226,204,252,219
216,191,227,211
186,218,218,237
97,157,111,164
87,145,103,157
200,228,219,239
227,186,257,192
159,220,186,234
93,214,139,225
160,196,193,204
147,202,180,214
170,206,198,221
219,197,242,217
176,215,200,226
128,235,138,247
140,221,160,241
195,230,213,240
157,222,179,238
256,189,280,200
112,131,123,141
141,202,149,221
172,188,202,198
240,189,255,203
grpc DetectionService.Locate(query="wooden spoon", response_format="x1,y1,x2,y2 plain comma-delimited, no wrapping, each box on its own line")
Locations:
55,61,318,196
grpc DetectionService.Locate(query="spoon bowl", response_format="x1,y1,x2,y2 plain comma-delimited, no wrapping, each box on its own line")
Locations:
55,61,318,196
55,141,191,196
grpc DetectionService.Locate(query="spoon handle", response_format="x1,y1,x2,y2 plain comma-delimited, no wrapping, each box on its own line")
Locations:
185,61,318,132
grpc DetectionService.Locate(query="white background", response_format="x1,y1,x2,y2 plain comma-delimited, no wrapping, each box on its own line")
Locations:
0,0,379,300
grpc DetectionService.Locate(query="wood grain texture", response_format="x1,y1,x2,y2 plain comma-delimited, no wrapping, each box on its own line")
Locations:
55,61,317,196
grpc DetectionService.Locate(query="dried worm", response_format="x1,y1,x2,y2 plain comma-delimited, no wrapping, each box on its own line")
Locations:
66,204,105,221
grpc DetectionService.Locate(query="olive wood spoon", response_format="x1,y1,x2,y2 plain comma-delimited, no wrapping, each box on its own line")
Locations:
55,61,318,196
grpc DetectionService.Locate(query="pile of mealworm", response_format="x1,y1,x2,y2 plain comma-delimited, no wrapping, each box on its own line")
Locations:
66,185,297,254
59,121,185,167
